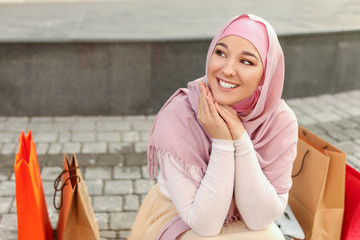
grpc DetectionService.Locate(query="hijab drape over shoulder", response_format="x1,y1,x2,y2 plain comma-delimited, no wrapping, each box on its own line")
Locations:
148,14,298,195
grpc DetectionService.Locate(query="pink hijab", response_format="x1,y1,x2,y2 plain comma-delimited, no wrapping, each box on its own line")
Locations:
148,13,298,228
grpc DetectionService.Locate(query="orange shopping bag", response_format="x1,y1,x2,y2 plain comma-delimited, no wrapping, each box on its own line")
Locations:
14,131,53,240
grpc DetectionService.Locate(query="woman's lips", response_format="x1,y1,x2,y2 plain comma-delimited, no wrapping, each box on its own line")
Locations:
217,78,239,91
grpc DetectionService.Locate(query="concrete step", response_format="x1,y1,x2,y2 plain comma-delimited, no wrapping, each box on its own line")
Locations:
1,0,359,116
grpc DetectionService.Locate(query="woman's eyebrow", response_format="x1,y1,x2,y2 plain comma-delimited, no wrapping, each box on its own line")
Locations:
242,51,259,61
215,42,228,49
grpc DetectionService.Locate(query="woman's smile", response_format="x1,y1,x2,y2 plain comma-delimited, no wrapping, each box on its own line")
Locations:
217,78,240,92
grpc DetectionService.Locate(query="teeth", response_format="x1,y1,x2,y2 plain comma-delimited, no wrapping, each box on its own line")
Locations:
219,79,238,89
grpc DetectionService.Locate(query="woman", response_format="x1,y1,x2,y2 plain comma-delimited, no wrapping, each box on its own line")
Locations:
129,14,298,239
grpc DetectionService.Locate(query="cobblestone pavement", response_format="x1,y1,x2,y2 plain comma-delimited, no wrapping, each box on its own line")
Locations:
0,90,360,240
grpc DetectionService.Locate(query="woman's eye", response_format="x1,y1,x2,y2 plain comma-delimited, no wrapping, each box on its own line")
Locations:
241,60,253,65
215,50,226,57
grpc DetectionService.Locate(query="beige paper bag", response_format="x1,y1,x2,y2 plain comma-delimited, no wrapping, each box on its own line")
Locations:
289,126,346,240
54,154,100,240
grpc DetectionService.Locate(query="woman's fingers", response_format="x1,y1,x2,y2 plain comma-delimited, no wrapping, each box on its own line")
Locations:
215,103,245,140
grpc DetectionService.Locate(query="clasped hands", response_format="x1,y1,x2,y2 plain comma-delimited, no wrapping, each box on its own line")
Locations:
197,82,245,141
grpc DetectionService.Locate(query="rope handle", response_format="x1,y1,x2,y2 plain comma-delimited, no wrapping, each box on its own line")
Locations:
53,167,80,210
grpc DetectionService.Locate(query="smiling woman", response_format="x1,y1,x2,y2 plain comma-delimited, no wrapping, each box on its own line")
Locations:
129,14,298,240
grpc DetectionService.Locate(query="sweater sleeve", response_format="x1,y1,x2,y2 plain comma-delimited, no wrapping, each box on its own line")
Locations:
160,139,235,237
234,132,288,230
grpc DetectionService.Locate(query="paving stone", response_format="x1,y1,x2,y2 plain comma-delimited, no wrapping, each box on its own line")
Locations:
82,143,107,154
140,194,147,204
1,143,16,155
297,104,322,115
0,133,15,143
58,132,72,143
123,115,146,121
316,122,343,133
0,155,15,167
93,196,123,212
72,132,96,142
76,116,101,122
124,195,139,211
97,122,131,132
85,167,112,180
9,198,16,213
146,115,157,121
7,117,29,123
36,143,49,155
0,226,17,240
302,125,326,136
336,141,360,154
347,155,360,168
95,213,109,230
132,121,153,131
113,167,141,179
141,165,149,179
119,230,132,239
110,212,137,230
105,180,133,195
44,154,65,166
100,231,117,238
41,166,63,181
4,121,28,132
134,179,155,194
0,168,12,181
0,214,17,231
86,179,103,195
97,154,125,167
0,197,13,213
140,131,150,141
74,154,97,167
98,132,121,142
42,181,56,196
52,119,73,130
29,123,54,132
71,122,96,132
63,142,81,154
109,142,133,154
311,111,342,123
334,119,359,129
122,131,140,143
30,116,54,123
298,115,317,125
134,142,147,153
344,107,360,116
328,131,352,142
54,116,77,123
0,181,15,197
45,196,59,228
125,153,147,166
48,143,62,155
343,128,360,139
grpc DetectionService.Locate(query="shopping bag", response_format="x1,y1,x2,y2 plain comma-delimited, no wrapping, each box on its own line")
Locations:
54,154,100,240
341,165,360,240
289,126,346,240
14,131,53,240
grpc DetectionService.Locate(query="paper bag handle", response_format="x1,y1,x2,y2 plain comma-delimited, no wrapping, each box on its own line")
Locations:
53,167,80,210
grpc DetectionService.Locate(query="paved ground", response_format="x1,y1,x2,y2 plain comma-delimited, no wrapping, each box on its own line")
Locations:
0,90,360,239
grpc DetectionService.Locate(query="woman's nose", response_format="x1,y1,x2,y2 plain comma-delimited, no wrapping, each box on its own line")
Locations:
222,59,236,77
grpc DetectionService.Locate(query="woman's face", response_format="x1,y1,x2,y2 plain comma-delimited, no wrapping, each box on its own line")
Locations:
207,35,264,106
